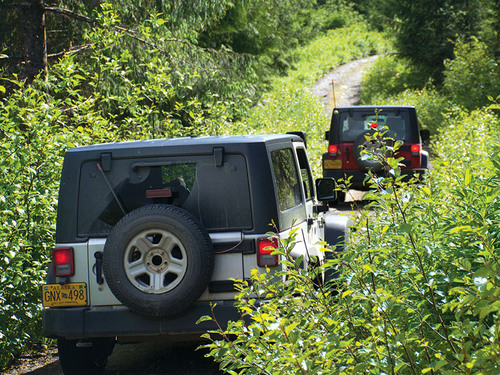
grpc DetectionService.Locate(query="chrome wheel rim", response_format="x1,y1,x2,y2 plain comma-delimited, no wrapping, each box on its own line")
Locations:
124,229,188,294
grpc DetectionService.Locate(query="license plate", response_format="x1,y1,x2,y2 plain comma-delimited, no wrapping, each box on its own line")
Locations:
42,283,87,307
324,159,342,169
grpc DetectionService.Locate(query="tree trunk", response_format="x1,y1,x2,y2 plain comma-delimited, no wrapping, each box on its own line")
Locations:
22,0,47,82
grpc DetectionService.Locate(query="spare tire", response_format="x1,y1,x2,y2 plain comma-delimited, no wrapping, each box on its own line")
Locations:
353,129,395,172
103,204,214,319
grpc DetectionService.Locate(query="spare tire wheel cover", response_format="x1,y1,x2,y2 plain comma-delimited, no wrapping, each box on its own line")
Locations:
353,129,395,172
103,204,214,319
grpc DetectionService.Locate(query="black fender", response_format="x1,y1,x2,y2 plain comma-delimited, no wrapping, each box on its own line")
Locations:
324,213,351,249
323,213,351,282
421,150,429,169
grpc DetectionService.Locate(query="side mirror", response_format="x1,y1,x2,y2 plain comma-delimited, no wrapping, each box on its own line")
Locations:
315,178,336,202
420,129,430,142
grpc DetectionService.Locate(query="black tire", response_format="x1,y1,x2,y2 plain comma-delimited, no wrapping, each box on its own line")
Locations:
103,204,214,319
336,191,346,205
353,129,395,172
58,338,115,375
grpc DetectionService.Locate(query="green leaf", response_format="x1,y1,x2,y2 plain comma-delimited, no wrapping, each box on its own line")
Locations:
342,290,354,298
464,168,471,186
196,315,213,324
285,321,299,337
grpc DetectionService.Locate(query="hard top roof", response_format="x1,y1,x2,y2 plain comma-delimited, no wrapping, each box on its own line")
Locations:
66,134,303,155
333,105,415,111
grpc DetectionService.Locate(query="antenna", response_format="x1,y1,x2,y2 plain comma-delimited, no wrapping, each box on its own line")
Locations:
96,162,127,216
332,79,336,108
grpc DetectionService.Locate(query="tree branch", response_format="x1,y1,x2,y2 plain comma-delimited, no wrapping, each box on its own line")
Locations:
47,43,93,59
44,6,95,24
42,6,186,61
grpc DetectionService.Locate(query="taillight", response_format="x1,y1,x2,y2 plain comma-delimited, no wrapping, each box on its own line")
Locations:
52,247,74,277
411,144,420,155
328,145,338,156
257,238,279,267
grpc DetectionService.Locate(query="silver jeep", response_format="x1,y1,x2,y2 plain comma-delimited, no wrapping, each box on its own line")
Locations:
42,134,350,374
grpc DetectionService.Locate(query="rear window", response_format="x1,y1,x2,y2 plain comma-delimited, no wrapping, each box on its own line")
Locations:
340,110,410,142
77,154,252,236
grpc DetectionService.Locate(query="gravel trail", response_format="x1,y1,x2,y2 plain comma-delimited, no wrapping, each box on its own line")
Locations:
312,55,379,112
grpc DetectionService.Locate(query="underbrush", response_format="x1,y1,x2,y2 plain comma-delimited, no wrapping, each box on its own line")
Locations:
203,109,500,374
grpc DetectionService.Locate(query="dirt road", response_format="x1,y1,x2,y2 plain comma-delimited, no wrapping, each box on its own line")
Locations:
312,55,379,112
4,343,221,375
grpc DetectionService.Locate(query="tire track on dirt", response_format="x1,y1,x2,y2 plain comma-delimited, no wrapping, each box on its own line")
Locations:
312,55,379,112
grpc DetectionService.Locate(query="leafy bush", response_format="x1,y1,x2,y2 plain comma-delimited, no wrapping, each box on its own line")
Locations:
0,58,120,367
203,109,500,373
200,227,354,374
359,54,431,105
443,37,500,111
318,0,364,30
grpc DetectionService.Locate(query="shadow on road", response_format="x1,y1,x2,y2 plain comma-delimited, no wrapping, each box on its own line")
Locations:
9,343,222,375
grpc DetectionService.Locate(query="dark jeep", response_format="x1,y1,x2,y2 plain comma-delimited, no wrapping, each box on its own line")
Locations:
323,105,430,203
42,134,351,374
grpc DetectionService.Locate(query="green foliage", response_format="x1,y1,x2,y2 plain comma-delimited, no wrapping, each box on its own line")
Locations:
201,229,345,374
359,55,430,104
432,108,499,176
443,37,500,111
366,0,491,83
2,0,354,117
319,0,364,30
200,0,320,55
203,108,500,374
0,56,120,367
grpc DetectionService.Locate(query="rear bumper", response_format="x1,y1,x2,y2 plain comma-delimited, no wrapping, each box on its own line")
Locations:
324,168,427,190
43,301,239,340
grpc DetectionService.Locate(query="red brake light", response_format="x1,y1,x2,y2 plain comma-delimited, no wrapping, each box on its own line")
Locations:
411,144,421,154
328,145,338,155
52,247,74,277
257,238,279,267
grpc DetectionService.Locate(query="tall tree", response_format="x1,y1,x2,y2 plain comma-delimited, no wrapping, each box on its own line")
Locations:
22,0,47,81
371,0,485,82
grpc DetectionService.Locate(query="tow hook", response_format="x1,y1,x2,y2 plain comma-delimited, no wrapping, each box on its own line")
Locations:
94,251,104,285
